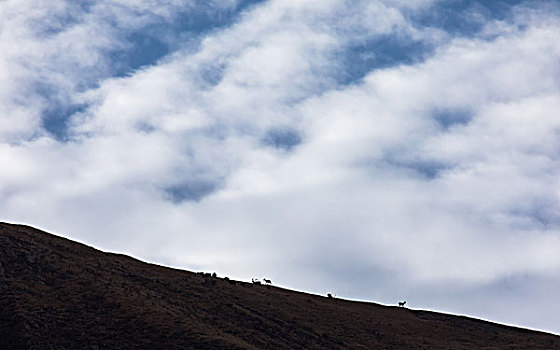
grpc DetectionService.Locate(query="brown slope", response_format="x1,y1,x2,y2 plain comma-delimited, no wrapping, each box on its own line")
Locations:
0,222,559,350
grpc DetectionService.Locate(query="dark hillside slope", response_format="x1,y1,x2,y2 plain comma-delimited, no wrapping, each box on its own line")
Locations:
1,222,559,349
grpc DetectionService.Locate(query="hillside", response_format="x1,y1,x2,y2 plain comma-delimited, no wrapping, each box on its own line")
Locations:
1,222,559,349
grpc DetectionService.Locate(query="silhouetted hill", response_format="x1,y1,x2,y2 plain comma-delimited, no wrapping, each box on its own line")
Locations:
1,222,559,349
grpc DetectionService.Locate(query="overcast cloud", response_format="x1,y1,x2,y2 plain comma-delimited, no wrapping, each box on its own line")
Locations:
2,0,560,334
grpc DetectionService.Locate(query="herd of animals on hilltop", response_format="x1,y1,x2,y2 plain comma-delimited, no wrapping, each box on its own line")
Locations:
196,271,406,307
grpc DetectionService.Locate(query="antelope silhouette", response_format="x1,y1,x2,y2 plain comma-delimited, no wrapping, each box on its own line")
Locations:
263,278,272,285
398,301,406,307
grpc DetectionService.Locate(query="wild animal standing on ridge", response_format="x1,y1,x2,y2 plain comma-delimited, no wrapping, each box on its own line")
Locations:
252,278,261,285
263,278,272,285
398,301,406,307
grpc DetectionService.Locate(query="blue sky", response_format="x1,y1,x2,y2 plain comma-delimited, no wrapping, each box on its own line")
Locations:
2,0,560,334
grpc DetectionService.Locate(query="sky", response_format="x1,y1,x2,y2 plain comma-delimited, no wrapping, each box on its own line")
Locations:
1,0,560,334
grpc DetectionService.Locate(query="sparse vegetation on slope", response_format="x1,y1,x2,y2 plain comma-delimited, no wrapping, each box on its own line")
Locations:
1,222,559,349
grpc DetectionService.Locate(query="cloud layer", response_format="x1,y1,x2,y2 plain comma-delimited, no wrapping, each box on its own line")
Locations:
2,0,560,334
